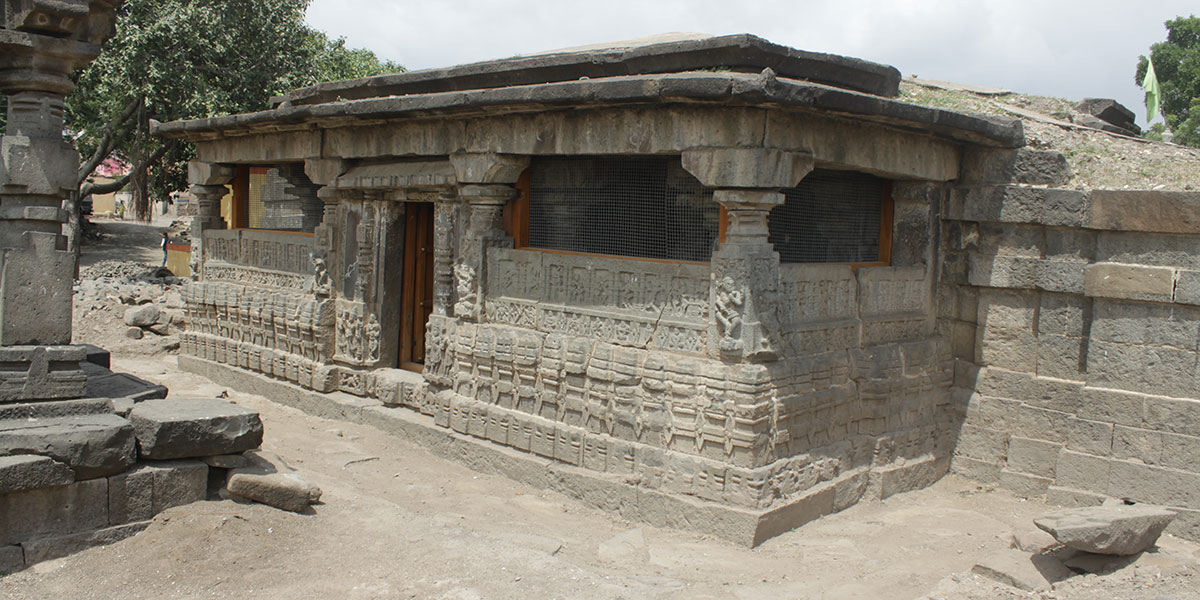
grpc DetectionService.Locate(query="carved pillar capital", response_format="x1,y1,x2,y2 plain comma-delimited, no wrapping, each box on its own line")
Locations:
682,147,813,189
449,153,529,185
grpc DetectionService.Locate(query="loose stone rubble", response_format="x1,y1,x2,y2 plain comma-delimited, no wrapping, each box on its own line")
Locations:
1034,504,1178,556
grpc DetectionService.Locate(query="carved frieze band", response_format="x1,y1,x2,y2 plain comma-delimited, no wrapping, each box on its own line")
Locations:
203,230,315,276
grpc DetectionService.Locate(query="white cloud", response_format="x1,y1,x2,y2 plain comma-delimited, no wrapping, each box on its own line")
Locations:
306,0,1197,128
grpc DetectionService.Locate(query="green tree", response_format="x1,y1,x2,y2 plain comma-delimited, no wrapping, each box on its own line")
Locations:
1137,15,1200,146
66,0,401,221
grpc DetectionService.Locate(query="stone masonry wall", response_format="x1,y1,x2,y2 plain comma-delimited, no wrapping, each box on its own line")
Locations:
944,148,1200,541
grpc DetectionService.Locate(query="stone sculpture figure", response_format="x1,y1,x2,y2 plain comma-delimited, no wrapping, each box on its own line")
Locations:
714,276,745,353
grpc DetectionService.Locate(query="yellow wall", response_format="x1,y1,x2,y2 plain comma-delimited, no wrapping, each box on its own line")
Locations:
165,245,191,277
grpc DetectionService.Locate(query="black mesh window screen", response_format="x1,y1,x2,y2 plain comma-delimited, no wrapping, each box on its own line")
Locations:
527,156,718,262
769,169,887,263
247,166,322,232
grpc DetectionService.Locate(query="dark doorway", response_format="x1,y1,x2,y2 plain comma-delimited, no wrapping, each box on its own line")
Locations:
399,202,434,372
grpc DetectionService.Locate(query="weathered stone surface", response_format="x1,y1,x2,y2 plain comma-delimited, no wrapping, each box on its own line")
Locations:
1075,98,1138,134
0,478,108,545
107,465,153,525
1083,263,1175,302
20,521,149,566
960,148,1072,186
1009,527,1058,553
1034,504,1178,555
226,471,320,513
124,326,143,339
202,453,249,469
0,544,22,575
129,398,263,459
146,459,208,513
81,360,168,402
123,305,161,327
0,412,135,479
0,454,73,493
1089,191,1200,235
681,147,813,188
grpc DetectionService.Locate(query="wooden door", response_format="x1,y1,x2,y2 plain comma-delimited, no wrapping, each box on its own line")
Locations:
399,202,434,371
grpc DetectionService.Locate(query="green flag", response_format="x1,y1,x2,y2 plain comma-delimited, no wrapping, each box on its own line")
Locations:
1144,57,1161,123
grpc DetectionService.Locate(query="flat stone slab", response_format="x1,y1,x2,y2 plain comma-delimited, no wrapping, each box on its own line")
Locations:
0,454,73,493
82,361,168,401
0,413,135,479
130,398,263,460
1035,504,1178,555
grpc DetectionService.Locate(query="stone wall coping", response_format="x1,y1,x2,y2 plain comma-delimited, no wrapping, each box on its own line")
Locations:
272,34,902,106
154,71,1023,149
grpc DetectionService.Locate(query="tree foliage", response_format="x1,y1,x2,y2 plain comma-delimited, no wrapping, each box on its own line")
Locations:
64,0,402,218
1137,15,1200,146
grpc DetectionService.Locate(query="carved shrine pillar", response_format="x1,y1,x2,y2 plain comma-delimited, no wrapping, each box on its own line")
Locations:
305,159,347,299
449,153,529,321
186,161,234,281
682,148,813,362
0,0,117,348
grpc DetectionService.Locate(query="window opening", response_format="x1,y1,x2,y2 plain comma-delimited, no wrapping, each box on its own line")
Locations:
524,156,718,262
768,169,891,264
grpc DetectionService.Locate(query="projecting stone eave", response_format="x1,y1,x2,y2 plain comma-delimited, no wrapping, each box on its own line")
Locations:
153,71,1025,149
270,33,903,107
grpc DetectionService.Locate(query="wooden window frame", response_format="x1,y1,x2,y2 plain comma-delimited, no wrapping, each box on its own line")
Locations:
227,164,316,238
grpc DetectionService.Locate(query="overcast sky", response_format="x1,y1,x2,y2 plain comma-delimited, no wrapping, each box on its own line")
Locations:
305,0,1195,129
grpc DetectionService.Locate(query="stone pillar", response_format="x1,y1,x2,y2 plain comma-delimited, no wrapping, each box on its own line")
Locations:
432,192,457,316
0,2,113,347
0,1,118,399
186,161,233,281
682,148,813,362
305,159,347,299
449,153,528,321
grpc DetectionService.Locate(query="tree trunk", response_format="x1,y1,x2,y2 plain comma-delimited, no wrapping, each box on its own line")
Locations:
64,189,83,279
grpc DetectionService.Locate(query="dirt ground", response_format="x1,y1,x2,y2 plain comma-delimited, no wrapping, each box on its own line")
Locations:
4,218,1200,599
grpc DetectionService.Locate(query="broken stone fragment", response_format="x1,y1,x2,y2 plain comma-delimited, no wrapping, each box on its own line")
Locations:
0,413,136,479
123,305,160,327
129,398,263,460
226,471,321,513
1034,504,1178,555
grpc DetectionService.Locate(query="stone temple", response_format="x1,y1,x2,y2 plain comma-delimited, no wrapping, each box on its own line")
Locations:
154,34,1200,545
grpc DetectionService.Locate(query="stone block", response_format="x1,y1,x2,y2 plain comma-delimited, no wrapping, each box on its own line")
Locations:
1056,449,1111,494
1088,190,1200,234
0,454,73,494
1087,340,1197,399
1006,436,1060,478
1035,335,1084,381
954,424,1009,462
950,455,1001,482
1112,425,1162,465
1012,404,1071,444
1166,506,1200,542
1107,459,1200,508
959,147,1072,186
147,460,208,513
1159,431,1200,473
123,305,161,327
1143,395,1200,436
1047,485,1108,508
968,253,1038,290
0,234,76,347
962,392,1019,430
1077,386,1146,427
108,465,153,525
949,185,1087,227
1173,269,1200,306
1034,504,1177,555
998,469,1050,498
1035,259,1086,294
1064,417,1114,457
0,478,108,545
20,521,149,566
130,398,263,459
1083,263,1175,302
0,412,135,479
